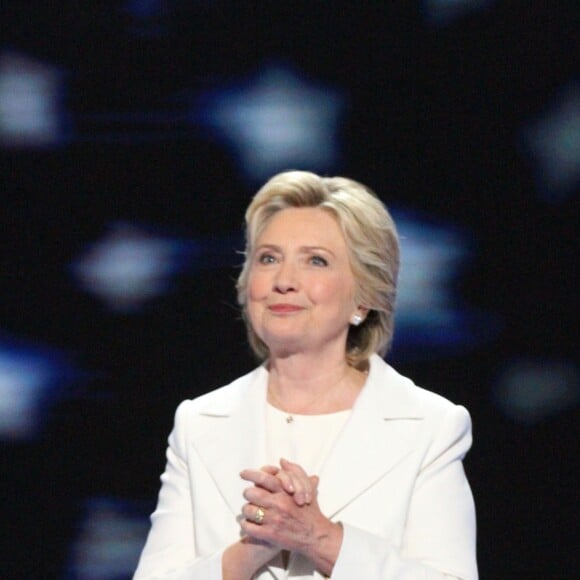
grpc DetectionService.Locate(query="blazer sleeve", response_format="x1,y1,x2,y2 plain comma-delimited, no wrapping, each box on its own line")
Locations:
331,405,478,580
133,401,224,580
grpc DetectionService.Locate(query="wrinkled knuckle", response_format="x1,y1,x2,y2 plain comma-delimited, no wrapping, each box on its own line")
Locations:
278,504,292,518
271,514,284,529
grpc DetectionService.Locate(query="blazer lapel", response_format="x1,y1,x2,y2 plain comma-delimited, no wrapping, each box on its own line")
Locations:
317,356,424,519
188,366,270,518
184,356,424,580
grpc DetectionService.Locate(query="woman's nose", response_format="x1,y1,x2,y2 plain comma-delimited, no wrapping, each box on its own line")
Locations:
273,261,298,293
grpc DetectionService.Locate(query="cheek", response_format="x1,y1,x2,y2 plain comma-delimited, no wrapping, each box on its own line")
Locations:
246,278,262,330
247,271,269,302
310,277,355,309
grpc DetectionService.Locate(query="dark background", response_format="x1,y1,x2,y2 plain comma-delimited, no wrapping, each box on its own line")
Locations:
1,2,578,578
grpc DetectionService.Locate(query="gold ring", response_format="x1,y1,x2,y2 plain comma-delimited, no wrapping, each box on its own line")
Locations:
254,506,265,525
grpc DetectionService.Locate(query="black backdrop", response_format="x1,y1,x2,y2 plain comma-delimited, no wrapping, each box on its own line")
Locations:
1,2,578,578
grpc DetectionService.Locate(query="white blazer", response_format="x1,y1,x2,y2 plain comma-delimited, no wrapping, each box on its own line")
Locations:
134,355,478,579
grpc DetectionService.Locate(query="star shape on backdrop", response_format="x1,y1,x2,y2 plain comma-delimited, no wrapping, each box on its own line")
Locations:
521,82,580,201
195,64,345,182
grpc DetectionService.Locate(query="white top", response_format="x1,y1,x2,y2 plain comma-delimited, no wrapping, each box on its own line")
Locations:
266,403,352,475
265,403,352,577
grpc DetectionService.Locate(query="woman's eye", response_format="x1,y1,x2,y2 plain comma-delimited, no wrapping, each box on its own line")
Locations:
310,255,328,267
258,253,276,264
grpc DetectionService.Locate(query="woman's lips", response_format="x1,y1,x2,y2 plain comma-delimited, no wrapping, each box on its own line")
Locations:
268,304,304,313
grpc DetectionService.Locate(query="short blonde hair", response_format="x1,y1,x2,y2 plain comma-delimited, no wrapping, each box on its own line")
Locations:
237,170,399,367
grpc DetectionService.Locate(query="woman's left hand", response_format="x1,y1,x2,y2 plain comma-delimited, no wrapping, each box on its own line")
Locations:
239,460,343,570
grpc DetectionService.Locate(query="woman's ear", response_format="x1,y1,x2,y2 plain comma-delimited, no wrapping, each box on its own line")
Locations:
350,307,369,326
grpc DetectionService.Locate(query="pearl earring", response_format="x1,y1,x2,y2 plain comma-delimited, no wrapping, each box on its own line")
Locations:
351,314,363,326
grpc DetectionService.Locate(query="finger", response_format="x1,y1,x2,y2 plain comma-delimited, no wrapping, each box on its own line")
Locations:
279,459,313,505
308,475,320,503
241,503,267,525
240,469,284,492
260,465,280,476
240,514,271,543
243,485,271,505
279,458,310,478
274,468,296,495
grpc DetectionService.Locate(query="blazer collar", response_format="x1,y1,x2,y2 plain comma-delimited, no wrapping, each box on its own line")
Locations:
188,365,270,516
317,354,424,517
188,355,425,519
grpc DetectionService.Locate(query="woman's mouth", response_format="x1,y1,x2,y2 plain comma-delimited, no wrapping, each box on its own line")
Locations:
268,304,304,313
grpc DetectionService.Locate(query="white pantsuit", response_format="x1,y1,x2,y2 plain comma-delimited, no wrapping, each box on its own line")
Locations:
134,355,478,579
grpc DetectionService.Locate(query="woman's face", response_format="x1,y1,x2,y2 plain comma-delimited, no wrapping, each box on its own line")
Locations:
247,207,358,358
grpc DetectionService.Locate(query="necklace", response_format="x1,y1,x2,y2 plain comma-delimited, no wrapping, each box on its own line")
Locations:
267,375,357,424
267,388,304,423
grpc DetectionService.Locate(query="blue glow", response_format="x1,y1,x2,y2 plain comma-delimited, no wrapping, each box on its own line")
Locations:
67,497,150,579
124,0,170,37
196,64,345,182
423,0,495,25
125,0,165,19
72,223,183,312
493,358,580,424
0,50,67,148
521,83,580,201
0,338,74,440
71,222,243,313
391,211,497,358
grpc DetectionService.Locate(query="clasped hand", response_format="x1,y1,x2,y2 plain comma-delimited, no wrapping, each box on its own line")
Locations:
239,458,332,557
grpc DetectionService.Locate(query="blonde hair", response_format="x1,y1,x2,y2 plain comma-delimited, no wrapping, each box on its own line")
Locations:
237,170,399,367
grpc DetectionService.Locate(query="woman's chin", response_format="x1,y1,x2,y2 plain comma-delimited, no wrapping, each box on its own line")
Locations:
262,333,309,356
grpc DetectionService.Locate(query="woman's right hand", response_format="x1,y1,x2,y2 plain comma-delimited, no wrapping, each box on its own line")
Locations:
239,461,340,576
258,458,318,506
223,460,317,578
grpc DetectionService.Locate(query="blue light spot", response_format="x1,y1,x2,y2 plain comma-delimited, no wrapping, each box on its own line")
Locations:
195,64,345,182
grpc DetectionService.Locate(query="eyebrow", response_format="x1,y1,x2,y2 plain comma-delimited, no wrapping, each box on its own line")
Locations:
255,244,335,256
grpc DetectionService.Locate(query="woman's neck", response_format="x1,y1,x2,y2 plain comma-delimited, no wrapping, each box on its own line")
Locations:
266,353,367,415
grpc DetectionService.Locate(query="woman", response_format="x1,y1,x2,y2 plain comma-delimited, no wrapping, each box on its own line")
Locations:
134,171,478,579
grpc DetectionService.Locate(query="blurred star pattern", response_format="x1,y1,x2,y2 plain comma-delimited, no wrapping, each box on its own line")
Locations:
0,2,577,578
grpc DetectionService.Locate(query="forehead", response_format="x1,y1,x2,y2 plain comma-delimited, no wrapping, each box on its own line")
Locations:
258,207,345,246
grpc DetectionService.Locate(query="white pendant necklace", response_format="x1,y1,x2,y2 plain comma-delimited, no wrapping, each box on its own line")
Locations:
267,366,367,425
268,384,339,425
269,390,296,424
